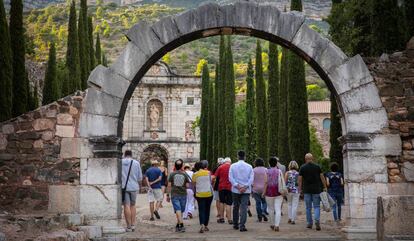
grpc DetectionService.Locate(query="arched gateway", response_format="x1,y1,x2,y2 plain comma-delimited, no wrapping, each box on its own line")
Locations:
64,2,401,239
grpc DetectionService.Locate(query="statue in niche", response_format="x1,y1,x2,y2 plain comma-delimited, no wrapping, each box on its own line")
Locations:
187,146,194,158
149,104,160,130
185,121,194,141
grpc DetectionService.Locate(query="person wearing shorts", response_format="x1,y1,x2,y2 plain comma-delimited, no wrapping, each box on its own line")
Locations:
145,160,163,221
121,150,142,232
215,157,233,224
166,159,189,232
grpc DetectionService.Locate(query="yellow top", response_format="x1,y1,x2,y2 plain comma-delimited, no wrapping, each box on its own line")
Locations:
192,169,213,198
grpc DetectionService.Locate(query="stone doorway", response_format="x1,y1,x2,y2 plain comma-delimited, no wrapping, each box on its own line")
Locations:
64,2,403,239
140,144,169,179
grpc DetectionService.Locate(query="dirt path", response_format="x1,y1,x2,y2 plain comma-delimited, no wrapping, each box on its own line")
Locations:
123,194,344,241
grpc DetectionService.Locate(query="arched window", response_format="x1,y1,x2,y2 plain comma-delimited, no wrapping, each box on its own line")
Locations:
323,118,331,130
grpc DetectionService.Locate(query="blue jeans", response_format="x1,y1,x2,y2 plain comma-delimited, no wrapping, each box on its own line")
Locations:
252,192,267,218
304,193,321,225
232,193,250,228
330,192,343,221
171,195,187,213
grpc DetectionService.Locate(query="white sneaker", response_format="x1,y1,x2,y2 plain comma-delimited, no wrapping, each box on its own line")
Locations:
131,225,136,231
126,227,133,232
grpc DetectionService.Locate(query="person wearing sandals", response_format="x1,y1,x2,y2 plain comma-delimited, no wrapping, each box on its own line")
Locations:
229,150,254,232
121,150,143,232
192,160,214,233
214,157,233,224
252,158,268,222
285,160,300,225
166,159,190,232
263,156,283,232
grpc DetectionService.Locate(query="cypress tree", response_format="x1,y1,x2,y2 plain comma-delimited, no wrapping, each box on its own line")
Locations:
102,52,108,67
206,79,215,166
245,58,256,164
33,85,39,109
278,48,290,164
288,0,309,165
0,0,13,121
95,33,102,65
10,0,27,117
403,0,414,37
78,0,90,89
255,40,268,161
43,42,59,105
267,43,279,157
225,36,236,160
88,16,95,70
199,62,210,160
66,0,81,94
214,63,220,162
26,71,36,111
329,94,343,170
217,36,227,157
372,0,407,55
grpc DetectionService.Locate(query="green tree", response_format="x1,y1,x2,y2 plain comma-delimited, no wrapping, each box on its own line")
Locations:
206,79,215,165
372,0,407,55
43,42,59,105
288,0,309,165
0,0,13,121
217,36,226,157
213,63,220,163
199,62,210,160
307,84,328,101
255,40,268,161
329,94,343,170
267,43,279,157
309,125,326,170
278,48,290,164
26,71,37,111
88,16,95,70
102,52,108,67
225,36,236,160
95,33,101,65
245,58,256,164
10,0,27,116
78,0,90,89
32,85,39,109
403,0,414,37
66,0,81,94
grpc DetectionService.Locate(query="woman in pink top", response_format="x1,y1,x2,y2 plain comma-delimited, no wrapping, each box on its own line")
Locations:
252,158,268,222
263,157,283,231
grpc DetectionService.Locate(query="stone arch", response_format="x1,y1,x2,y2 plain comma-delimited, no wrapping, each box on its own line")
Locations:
79,2,402,238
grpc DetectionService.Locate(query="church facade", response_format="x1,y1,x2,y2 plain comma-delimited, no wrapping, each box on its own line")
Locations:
122,62,201,171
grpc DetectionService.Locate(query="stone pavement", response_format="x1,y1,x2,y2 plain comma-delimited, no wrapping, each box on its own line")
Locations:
122,194,344,241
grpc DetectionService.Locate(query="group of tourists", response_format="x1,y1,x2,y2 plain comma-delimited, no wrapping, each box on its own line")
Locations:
121,150,344,234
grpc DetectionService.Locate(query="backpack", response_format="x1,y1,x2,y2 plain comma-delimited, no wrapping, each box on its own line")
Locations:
328,172,342,191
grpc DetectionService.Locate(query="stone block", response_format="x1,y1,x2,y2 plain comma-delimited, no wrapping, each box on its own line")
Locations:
83,88,122,118
0,133,7,150
78,113,118,137
231,1,259,29
276,11,305,42
151,16,181,45
57,113,73,125
343,108,388,134
87,65,130,99
173,8,199,36
339,82,383,113
60,138,92,159
33,119,55,131
0,232,5,241
48,185,80,213
33,139,44,149
102,226,125,235
81,158,118,185
2,124,14,134
371,134,402,156
402,162,414,181
344,152,387,182
61,213,84,226
126,21,163,58
377,195,414,241
42,130,55,141
292,23,329,62
317,40,348,75
79,184,121,220
56,125,75,138
109,42,148,81
328,55,374,95
255,3,281,35
78,225,102,239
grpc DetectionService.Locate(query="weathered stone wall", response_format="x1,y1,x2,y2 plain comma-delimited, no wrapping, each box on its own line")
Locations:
0,92,85,211
367,37,414,185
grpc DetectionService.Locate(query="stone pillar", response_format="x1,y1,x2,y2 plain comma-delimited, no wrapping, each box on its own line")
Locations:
340,133,401,240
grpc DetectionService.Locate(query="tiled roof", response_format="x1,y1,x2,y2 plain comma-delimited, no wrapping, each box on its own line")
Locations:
308,101,331,114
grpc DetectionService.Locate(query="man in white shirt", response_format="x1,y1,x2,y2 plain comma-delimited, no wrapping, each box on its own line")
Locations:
229,150,254,232
121,150,143,232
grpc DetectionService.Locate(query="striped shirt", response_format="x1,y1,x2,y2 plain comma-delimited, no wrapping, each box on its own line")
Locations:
192,169,213,198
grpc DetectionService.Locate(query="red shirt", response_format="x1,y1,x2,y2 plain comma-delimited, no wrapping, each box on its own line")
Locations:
215,163,231,191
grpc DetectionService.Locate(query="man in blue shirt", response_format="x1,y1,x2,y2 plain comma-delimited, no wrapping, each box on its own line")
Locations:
229,150,254,232
145,160,163,221
121,150,142,232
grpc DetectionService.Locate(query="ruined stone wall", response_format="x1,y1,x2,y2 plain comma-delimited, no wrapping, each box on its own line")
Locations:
367,38,414,186
0,92,85,211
